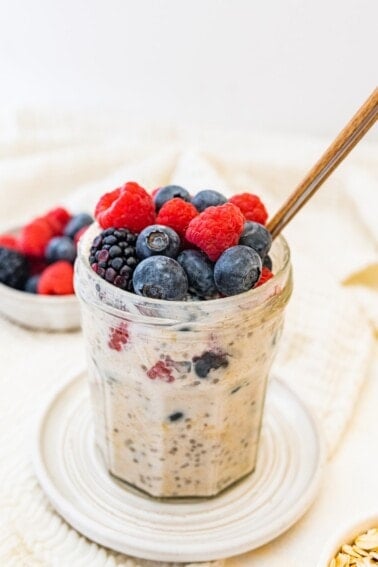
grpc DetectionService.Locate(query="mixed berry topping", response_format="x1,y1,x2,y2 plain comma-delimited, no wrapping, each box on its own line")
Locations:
89,181,277,300
0,207,92,295
89,227,138,291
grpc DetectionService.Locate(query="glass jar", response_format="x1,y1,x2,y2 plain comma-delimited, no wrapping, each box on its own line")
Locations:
75,224,292,498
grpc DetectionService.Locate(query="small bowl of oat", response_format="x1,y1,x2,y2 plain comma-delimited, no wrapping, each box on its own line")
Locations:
317,514,378,567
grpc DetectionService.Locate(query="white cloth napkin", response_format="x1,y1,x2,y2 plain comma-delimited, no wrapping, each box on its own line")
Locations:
0,112,377,567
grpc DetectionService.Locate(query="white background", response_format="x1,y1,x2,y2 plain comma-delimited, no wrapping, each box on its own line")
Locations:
0,0,377,137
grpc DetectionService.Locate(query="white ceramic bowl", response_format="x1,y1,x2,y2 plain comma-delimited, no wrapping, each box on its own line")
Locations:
0,225,80,331
0,280,80,331
317,513,378,567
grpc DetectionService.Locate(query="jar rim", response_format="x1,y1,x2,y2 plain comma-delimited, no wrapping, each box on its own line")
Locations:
76,223,291,319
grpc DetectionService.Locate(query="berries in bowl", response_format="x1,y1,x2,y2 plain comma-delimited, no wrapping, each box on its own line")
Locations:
0,208,93,331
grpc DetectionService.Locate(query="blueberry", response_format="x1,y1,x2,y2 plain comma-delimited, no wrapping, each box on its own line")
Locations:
168,412,184,422
64,213,93,239
24,275,40,293
177,249,217,298
154,185,191,211
136,225,180,260
214,245,262,296
239,221,272,258
263,254,273,271
191,189,227,212
132,256,188,300
193,351,229,378
45,236,77,263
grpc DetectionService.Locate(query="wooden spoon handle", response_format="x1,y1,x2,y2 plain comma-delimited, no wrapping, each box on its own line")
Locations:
267,88,378,238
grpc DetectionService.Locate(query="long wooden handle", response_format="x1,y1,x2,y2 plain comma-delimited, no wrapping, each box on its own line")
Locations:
267,88,378,238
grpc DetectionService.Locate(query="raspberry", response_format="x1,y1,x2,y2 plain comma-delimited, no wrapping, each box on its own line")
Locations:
147,358,175,383
156,198,198,240
44,207,71,235
146,355,190,383
255,266,274,287
108,323,129,351
185,203,244,261
229,193,268,225
95,181,156,232
0,234,19,251
19,218,54,257
37,261,74,295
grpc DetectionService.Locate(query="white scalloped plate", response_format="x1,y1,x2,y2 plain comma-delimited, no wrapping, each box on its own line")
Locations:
33,372,324,563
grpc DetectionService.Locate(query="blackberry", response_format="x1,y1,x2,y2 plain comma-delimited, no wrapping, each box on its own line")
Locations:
0,246,29,290
89,227,138,291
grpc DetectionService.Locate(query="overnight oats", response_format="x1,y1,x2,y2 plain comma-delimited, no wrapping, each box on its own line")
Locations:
74,182,292,498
